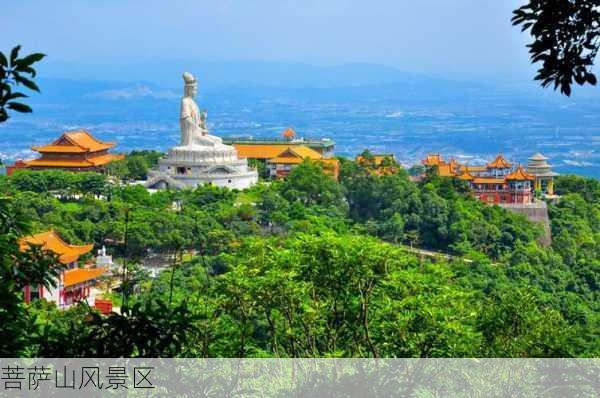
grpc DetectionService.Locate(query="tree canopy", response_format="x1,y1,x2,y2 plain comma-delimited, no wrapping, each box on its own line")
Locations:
513,0,600,95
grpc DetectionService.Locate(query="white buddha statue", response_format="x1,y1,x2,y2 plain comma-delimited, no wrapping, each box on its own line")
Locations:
180,72,226,148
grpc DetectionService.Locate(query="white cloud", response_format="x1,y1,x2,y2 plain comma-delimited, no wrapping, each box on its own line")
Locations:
87,84,178,100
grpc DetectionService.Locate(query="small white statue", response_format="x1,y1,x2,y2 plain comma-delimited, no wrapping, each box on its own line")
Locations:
180,72,224,147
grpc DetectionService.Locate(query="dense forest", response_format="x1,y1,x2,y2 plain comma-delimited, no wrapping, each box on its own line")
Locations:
0,153,598,357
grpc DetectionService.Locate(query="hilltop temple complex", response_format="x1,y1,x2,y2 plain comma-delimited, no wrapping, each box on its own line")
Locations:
225,128,339,179
422,152,556,245
19,231,107,309
7,129,124,175
422,153,558,204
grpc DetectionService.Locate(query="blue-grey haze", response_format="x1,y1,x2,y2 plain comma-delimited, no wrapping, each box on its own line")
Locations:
1,72,598,177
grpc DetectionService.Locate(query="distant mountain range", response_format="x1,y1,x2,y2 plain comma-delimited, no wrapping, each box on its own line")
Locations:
39,60,466,89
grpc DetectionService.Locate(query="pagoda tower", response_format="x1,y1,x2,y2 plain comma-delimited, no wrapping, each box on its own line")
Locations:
526,153,559,195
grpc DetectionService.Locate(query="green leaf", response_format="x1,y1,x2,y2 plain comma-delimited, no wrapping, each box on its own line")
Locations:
7,102,32,113
7,92,27,100
14,65,36,77
14,75,40,92
0,52,7,67
9,45,21,67
586,74,597,85
15,53,45,67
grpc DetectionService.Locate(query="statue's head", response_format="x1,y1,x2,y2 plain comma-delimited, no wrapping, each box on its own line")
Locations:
183,72,197,98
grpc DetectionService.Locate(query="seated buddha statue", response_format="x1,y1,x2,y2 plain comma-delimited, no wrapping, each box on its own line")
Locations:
180,72,226,148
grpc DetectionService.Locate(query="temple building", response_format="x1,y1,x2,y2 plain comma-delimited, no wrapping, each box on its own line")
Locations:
224,128,336,159
526,153,559,195
422,153,535,204
223,128,339,180
19,231,106,308
7,129,124,175
266,145,339,179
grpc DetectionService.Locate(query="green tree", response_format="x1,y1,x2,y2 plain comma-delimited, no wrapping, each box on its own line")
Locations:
0,46,45,122
281,160,348,213
513,0,600,95
0,197,62,356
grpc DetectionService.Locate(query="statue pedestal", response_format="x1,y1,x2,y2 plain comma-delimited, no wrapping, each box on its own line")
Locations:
147,144,258,190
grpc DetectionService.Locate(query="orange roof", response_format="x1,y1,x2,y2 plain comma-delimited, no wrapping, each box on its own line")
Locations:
472,178,506,184
234,144,295,159
32,129,115,154
19,230,93,265
437,162,457,177
282,128,296,139
268,145,323,164
506,165,534,181
31,145,88,153
87,153,124,166
288,146,322,159
422,154,443,167
269,156,304,164
23,153,124,168
457,170,474,180
487,154,512,169
464,165,488,173
63,267,106,287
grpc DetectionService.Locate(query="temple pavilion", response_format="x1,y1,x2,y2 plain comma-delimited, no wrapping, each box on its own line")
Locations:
422,153,535,204
526,153,559,195
266,145,339,179
19,231,106,308
225,128,339,180
224,128,336,159
8,129,124,175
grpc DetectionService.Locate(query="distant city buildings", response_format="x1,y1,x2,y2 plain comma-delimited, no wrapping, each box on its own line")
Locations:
7,129,124,175
422,153,558,204
18,230,107,310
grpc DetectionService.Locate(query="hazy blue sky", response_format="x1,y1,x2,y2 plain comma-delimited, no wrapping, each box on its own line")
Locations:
5,0,533,82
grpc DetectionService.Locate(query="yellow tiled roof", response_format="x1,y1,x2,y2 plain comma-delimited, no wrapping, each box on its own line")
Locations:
457,170,474,180
268,145,323,164
437,162,457,177
422,154,442,166
63,267,106,287
464,165,488,173
233,144,293,159
287,145,322,159
32,129,114,154
23,153,124,168
472,178,506,184
487,154,512,169
19,230,93,265
506,165,534,181
269,156,305,164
